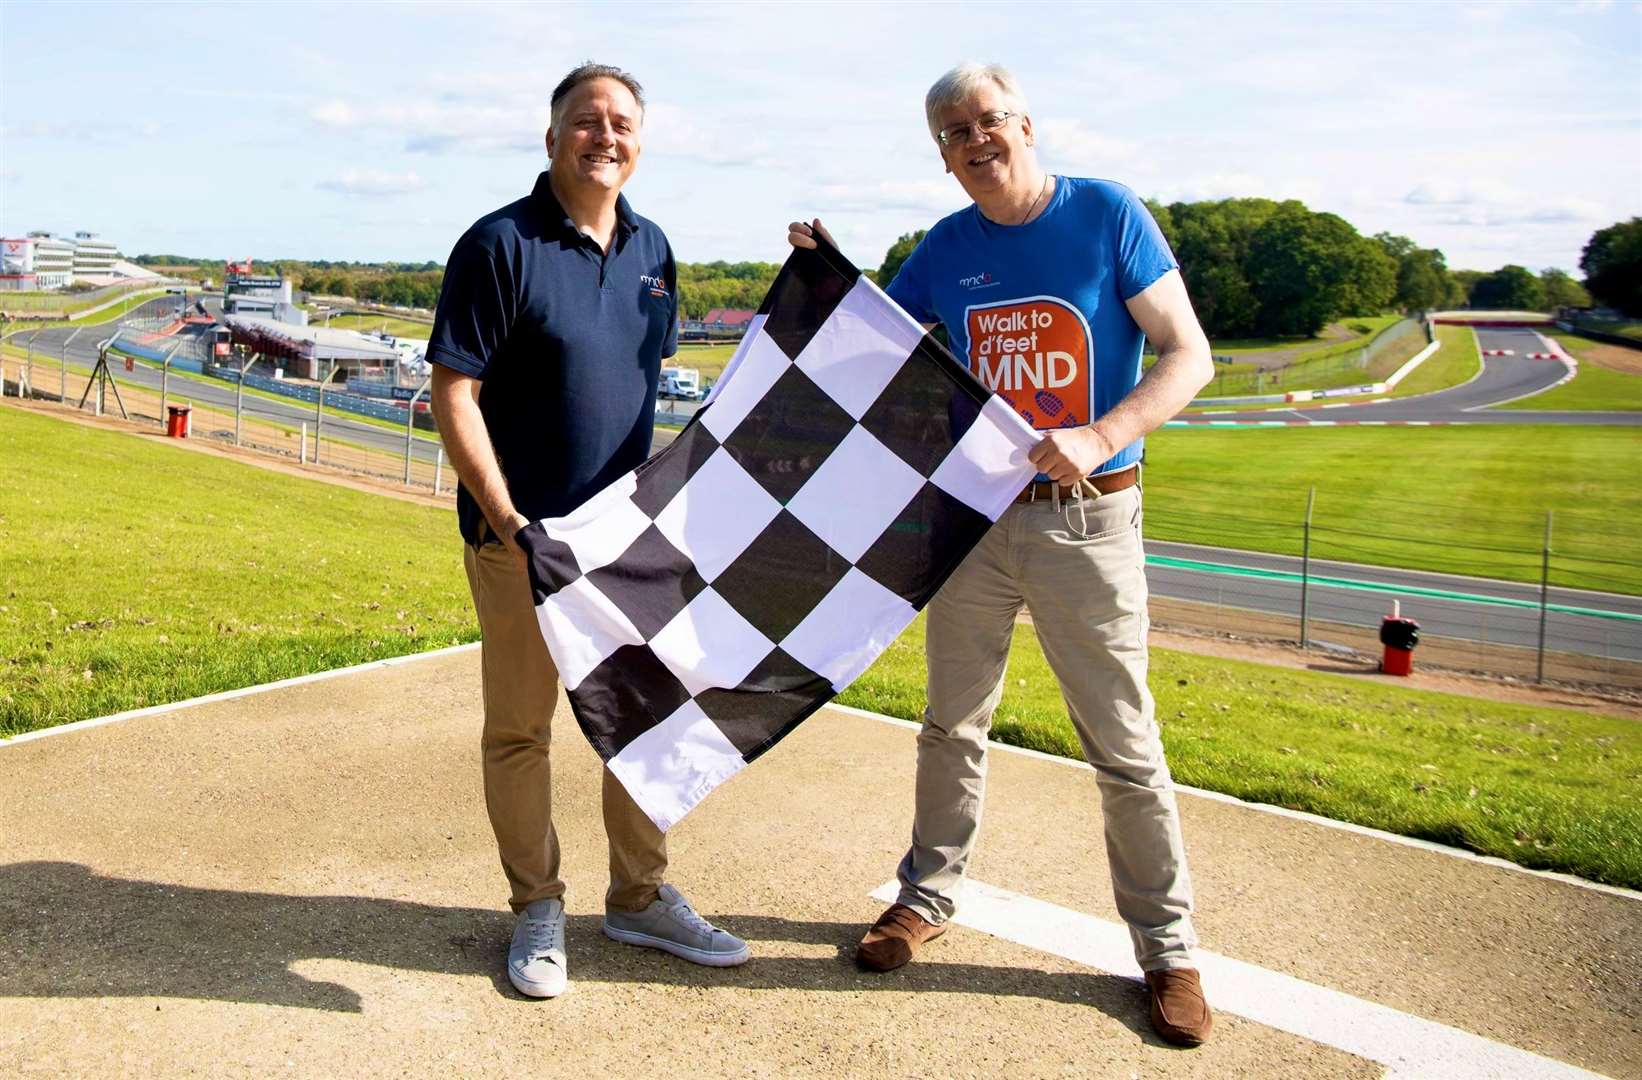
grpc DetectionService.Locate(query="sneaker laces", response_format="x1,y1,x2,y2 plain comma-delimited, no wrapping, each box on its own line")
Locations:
667,896,718,938
521,913,563,962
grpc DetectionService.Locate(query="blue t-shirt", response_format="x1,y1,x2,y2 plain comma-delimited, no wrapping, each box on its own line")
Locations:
429,172,678,543
886,176,1176,475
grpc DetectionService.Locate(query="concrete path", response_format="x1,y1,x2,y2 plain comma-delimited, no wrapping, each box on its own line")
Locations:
3,648,1638,1078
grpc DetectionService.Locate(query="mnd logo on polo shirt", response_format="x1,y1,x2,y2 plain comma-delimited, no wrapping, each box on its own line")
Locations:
964,295,1094,430
640,273,669,298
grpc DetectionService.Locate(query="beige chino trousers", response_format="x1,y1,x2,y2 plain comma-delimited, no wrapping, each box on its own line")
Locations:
894,482,1198,971
463,538,667,914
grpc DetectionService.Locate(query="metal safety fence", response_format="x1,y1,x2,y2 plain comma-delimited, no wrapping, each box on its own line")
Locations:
1145,479,1642,690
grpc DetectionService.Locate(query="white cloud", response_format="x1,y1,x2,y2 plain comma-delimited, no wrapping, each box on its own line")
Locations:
1035,117,1140,174
317,169,427,197
808,178,960,215
1402,180,1607,226
641,102,784,170
307,98,544,154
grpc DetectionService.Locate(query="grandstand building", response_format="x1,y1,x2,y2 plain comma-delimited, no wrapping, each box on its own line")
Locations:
0,232,77,290
70,232,119,278
220,313,400,382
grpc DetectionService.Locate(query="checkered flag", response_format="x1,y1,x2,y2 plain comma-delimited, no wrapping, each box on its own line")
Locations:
520,236,1039,831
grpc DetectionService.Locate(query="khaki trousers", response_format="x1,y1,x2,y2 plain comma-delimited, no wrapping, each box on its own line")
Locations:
894,483,1198,971
463,538,666,914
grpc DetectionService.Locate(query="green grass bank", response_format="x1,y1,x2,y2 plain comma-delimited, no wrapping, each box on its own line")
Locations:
1143,423,1642,594
0,406,475,734
838,615,1642,890
1490,333,1642,412
4,403,1638,887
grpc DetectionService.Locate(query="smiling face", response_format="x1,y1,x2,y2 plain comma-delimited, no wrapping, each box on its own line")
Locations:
934,80,1034,202
546,76,642,194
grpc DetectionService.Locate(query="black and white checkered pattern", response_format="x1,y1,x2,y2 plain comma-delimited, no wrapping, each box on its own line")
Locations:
520,238,1040,831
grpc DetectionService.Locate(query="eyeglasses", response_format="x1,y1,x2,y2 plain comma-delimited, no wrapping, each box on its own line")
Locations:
936,110,1018,147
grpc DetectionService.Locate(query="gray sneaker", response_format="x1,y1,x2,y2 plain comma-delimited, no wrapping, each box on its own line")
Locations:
602,884,749,967
507,898,567,998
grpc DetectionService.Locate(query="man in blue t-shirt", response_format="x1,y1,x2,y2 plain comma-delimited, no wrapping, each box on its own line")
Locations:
429,63,749,1001
791,63,1216,1047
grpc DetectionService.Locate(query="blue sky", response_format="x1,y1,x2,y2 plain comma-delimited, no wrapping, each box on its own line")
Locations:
2,1,1637,273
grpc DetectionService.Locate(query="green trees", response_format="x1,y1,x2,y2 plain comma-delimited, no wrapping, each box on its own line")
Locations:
1468,265,1546,311
1375,233,1452,313
1579,218,1642,315
877,230,927,287
1539,268,1591,311
674,261,780,320
1239,205,1395,337
1148,198,1399,339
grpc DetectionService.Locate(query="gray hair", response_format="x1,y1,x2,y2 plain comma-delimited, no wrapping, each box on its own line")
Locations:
924,62,1028,141
549,62,645,136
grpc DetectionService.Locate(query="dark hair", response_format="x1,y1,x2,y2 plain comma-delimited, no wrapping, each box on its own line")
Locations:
550,62,645,133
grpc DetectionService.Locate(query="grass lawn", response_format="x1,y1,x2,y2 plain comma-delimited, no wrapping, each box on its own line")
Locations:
838,614,1642,890
1143,424,1642,594
1182,326,1476,412
1,289,177,334
1209,315,1401,357
6,404,1638,887
0,407,475,735
1571,315,1642,342
0,285,165,316
1390,324,1480,398
317,312,434,338
1200,317,1409,396
673,342,739,384
1490,333,1642,412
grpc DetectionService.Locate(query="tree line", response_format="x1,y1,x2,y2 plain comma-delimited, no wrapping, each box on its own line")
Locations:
134,212,1641,332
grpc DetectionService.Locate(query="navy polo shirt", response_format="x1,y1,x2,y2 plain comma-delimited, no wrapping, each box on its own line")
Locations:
428,171,678,544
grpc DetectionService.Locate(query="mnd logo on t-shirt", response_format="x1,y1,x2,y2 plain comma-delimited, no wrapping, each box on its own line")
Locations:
964,296,1094,430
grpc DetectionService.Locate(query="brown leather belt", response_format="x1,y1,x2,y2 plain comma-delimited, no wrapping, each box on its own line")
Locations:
1015,467,1139,504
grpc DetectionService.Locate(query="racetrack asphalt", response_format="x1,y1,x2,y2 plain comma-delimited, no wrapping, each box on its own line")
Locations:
3,648,1637,1078
1174,328,1642,426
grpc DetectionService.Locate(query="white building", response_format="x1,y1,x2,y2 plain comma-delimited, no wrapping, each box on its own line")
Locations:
70,232,120,279
0,233,76,290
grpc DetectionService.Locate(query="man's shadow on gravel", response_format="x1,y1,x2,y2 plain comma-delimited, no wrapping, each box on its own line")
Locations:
0,861,1158,1041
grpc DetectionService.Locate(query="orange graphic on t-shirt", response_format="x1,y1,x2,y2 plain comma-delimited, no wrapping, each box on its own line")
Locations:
965,296,1093,430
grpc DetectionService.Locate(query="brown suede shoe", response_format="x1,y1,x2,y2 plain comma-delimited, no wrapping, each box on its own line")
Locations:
1145,968,1212,1046
855,903,947,971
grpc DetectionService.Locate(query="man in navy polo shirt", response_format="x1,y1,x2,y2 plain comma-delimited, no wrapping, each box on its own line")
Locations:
429,62,749,1000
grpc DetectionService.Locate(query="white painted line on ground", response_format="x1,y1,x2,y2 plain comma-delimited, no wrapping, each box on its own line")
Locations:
869,878,1607,1079
0,642,481,748
829,703,1642,903
1321,402,1352,409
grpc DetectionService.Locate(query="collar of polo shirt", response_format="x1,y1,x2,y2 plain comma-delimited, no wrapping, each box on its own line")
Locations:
532,171,638,245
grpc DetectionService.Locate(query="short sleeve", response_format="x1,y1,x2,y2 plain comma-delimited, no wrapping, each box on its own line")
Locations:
427,232,514,379
1114,188,1179,301
885,237,938,325
662,241,679,358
